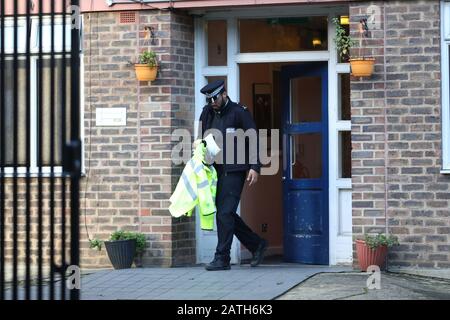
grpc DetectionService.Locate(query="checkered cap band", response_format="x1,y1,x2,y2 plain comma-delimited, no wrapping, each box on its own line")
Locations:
204,85,224,98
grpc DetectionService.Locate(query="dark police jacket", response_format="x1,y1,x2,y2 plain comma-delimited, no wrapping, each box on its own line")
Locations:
198,98,261,174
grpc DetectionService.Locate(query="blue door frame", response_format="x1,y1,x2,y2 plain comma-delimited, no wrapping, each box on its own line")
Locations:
281,62,329,265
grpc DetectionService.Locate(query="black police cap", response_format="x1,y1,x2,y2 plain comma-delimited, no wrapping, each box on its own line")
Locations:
200,80,225,98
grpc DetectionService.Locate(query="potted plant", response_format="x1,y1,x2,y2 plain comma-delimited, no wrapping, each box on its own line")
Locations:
134,50,158,81
332,17,375,77
90,231,147,269
356,233,399,272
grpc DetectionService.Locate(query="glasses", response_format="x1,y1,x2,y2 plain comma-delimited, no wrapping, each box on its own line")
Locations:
206,94,220,104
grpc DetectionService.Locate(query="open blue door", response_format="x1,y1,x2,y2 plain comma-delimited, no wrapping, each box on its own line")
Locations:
282,62,329,264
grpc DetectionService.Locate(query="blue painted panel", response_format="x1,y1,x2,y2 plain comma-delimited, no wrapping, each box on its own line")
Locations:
287,190,323,235
285,179,322,189
282,62,329,265
287,122,322,134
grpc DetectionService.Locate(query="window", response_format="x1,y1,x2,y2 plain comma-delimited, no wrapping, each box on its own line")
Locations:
441,1,450,172
239,16,328,53
338,73,351,120
337,16,350,63
39,58,72,166
207,20,227,66
0,16,80,174
1,59,27,166
339,131,352,178
205,76,227,90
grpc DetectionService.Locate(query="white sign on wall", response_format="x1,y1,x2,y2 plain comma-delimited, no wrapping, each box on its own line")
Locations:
95,107,127,126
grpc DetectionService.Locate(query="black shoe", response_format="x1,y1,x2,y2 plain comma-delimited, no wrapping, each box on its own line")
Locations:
251,239,268,267
205,257,231,271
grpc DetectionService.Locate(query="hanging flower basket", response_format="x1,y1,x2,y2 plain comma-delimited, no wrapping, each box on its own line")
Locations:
332,17,375,78
134,64,158,81
134,50,158,82
350,57,375,77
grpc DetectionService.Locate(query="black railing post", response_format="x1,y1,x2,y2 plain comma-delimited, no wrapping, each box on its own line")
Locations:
70,0,81,301
61,0,68,301
12,0,19,301
0,0,5,301
50,0,56,301
25,0,32,301
37,0,44,300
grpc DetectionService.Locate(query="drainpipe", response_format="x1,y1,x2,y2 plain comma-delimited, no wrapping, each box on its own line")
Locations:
382,0,389,271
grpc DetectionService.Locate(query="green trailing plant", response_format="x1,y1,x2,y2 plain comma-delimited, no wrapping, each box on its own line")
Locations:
332,17,356,61
110,230,147,255
89,238,103,251
88,231,147,256
363,233,399,250
137,50,158,68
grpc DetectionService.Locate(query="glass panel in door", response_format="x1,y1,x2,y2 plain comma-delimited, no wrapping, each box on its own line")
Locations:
291,133,322,179
291,76,322,123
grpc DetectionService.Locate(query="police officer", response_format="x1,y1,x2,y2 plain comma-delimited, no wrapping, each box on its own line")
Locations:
198,80,268,271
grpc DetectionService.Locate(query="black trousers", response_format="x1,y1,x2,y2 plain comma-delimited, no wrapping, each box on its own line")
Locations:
214,168,261,260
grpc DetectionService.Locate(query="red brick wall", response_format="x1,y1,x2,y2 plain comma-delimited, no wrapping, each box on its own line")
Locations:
82,10,195,268
350,0,450,269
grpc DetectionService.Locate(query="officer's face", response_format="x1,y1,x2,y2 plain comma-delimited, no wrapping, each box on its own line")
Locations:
210,92,227,109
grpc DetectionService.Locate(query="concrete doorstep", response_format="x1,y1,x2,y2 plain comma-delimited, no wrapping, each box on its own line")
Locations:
277,271,450,300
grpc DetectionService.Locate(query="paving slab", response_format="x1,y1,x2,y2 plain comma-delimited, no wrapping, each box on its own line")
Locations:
6,266,450,300
77,264,350,300
3,263,349,300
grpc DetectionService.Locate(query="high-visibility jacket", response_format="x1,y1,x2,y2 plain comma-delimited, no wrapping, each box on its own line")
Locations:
169,143,218,230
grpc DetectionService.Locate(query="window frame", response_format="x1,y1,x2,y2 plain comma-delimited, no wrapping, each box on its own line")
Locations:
441,1,450,172
0,15,83,177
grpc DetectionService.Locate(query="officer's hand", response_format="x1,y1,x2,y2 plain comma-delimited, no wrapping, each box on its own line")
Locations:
192,139,202,150
247,169,259,186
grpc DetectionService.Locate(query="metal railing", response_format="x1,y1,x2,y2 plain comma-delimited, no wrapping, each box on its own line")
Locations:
0,0,81,300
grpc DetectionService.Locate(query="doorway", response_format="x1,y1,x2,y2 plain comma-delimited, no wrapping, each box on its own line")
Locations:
239,62,329,265
194,7,353,265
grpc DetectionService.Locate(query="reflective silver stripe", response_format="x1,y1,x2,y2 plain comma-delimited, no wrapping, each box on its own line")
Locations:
182,173,197,201
197,180,209,189
194,164,203,174
189,159,204,174
188,159,196,169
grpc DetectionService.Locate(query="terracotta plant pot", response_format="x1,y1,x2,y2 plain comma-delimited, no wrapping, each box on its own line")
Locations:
350,58,375,77
355,239,388,271
134,64,157,81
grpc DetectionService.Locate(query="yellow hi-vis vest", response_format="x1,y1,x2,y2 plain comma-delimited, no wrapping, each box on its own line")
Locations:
169,143,218,230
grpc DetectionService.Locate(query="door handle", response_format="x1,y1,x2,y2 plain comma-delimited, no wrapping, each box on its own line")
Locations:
291,136,296,166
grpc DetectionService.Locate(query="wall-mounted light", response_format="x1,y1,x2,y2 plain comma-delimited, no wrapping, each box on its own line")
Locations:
312,38,322,47
340,16,349,25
